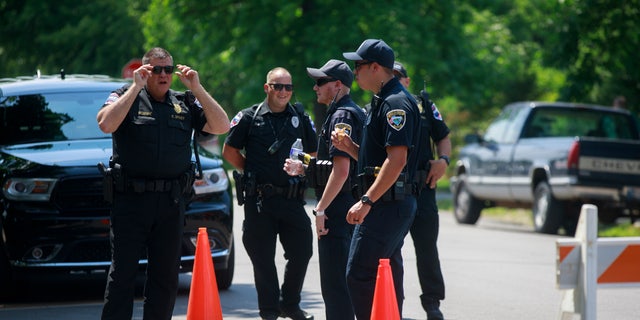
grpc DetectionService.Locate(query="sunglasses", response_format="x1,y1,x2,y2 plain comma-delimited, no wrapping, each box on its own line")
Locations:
355,61,374,70
151,65,175,74
315,78,337,87
269,83,294,92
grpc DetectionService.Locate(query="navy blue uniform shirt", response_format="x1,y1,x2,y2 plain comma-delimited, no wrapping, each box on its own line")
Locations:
359,77,421,181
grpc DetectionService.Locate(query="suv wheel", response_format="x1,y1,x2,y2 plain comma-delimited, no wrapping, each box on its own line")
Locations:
0,238,15,300
215,243,234,290
453,175,483,224
532,181,563,234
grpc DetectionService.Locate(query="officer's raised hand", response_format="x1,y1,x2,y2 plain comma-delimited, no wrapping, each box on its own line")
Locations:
175,64,201,90
133,64,154,87
331,129,359,160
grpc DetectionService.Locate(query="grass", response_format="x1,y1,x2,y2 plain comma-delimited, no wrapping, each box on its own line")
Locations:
436,179,640,237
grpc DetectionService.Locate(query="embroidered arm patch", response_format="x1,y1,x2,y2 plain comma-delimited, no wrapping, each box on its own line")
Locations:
386,109,406,131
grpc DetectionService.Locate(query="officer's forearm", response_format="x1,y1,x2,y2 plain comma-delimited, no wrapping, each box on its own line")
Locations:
363,146,407,202
315,156,349,211
222,144,245,170
435,135,452,158
192,86,230,135
97,83,143,133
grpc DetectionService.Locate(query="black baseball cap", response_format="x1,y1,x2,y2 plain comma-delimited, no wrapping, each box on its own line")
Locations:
306,59,353,88
343,39,395,69
393,61,408,78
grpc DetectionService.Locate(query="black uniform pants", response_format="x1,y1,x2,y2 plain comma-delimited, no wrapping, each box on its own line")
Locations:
410,187,446,309
318,191,356,320
242,195,313,319
102,192,184,320
346,197,416,320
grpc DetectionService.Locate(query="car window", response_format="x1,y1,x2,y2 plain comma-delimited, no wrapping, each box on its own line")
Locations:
0,91,110,145
484,104,526,144
522,107,639,140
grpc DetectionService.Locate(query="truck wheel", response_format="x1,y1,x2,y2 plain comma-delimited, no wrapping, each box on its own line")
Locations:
598,208,619,225
532,181,563,234
453,175,483,224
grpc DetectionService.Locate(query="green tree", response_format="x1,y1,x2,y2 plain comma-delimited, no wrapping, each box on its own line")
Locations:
0,0,147,77
539,0,640,112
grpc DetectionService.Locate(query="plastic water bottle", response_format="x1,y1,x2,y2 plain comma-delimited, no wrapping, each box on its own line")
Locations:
287,138,304,175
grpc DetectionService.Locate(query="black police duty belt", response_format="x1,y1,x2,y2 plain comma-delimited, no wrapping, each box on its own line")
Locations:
357,167,417,201
255,182,303,199
116,177,179,193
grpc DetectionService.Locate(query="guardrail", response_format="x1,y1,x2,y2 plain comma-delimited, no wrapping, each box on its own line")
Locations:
556,204,640,320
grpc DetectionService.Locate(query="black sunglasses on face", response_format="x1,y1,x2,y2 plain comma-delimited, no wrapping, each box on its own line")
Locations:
269,83,294,92
355,61,373,70
152,65,175,74
315,78,337,87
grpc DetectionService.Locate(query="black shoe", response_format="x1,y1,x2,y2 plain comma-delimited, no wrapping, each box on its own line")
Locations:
280,307,314,320
426,302,444,320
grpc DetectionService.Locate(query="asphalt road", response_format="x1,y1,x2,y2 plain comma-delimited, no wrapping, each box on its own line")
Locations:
1,195,639,319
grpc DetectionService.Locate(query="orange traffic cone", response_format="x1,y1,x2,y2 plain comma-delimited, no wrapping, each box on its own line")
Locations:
187,227,223,320
371,258,400,320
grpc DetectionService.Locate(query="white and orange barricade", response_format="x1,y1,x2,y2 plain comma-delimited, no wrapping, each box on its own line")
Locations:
556,204,640,320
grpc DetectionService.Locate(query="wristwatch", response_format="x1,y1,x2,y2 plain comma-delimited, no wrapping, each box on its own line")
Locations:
360,195,374,206
439,155,450,166
312,209,325,216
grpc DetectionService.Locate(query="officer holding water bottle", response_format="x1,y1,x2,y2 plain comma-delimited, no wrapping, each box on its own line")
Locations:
222,67,317,320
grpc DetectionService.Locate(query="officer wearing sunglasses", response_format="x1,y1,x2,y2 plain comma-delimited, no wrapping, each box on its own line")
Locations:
335,39,423,320
295,59,365,320
223,67,318,320
97,47,229,320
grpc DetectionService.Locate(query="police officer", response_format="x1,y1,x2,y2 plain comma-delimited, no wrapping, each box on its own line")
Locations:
394,61,451,320
336,39,422,319
222,67,318,320
297,59,365,320
97,47,229,320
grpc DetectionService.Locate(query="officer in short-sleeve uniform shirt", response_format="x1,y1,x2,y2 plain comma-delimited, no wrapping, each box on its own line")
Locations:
98,47,229,320
305,59,366,320
223,67,318,320
342,39,422,320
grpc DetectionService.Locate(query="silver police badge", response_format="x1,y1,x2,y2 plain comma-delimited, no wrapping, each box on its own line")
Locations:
386,109,406,131
291,116,300,128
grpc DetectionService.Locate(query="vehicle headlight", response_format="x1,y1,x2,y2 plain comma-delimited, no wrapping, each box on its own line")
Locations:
193,168,229,195
2,178,58,201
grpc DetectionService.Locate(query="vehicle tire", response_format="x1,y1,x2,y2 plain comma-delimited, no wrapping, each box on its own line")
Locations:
0,240,15,300
453,175,483,224
532,181,563,234
215,243,234,290
598,208,619,225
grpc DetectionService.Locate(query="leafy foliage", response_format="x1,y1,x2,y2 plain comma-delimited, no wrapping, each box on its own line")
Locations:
0,0,147,77
1,0,637,128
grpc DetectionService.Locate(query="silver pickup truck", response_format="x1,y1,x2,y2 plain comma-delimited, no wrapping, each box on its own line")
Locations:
451,101,640,235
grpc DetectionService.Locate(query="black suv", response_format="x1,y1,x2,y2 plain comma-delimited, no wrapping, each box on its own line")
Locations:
0,73,234,298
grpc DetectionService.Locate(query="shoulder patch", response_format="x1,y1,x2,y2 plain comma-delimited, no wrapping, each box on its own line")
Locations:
194,98,203,109
386,109,406,131
431,103,443,121
230,111,243,128
334,122,352,137
104,92,120,105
